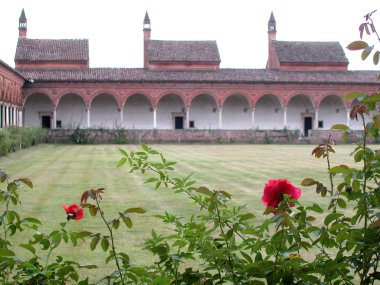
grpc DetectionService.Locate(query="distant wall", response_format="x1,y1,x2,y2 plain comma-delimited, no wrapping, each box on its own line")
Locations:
46,129,301,144
46,129,379,144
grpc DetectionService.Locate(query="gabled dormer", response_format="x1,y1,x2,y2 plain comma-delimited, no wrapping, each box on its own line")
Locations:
143,12,220,70
266,12,349,71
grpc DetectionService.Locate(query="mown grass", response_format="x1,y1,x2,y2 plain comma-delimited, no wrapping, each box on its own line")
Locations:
0,143,369,281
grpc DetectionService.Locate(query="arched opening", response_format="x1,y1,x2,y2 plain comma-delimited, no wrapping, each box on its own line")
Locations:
24,93,53,128
189,94,218,129
222,95,251,129
57,93,86,128
156,94,185,129
90,93,120,128
124,94,153,129
319,95,346,129
255,94,283,129
287,95,315,136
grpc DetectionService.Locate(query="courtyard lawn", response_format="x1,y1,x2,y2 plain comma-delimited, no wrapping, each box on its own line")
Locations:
0,143,367,281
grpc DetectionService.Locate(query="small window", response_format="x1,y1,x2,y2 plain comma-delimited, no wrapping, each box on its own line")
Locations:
318,121,324,128
56,120,62,128
189,121,195,128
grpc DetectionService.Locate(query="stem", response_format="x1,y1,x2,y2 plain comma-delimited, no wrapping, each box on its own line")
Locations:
360,114,370,285
274,222,285,282
3,198,10,241
95,197,125,285
214,198,236,282
45,246,54,269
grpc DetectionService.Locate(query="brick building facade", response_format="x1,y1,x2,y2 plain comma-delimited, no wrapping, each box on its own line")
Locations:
0,10,378,138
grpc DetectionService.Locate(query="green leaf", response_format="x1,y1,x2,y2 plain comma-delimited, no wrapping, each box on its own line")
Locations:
239,213,256,222
113,219,120,230
120,212,133,228
337,198,346,209
329,165,351,174
366,93,380,102
117,157,127,168
90,235,100,251
0,248,15,256
307,203,323,213
22,217,41,225
18,178,33,188
119,148,128,157
374,50,380,65
361,45,373,60
76,231,93,239
324,213,344,226
101,238,109,252
19,244,36,254
301,178,318,186
346,41,368,50
141,143,149,152
196,186,213,196
331,124,349,130
125,207,146,214
345,92,365,100
354,149,363,162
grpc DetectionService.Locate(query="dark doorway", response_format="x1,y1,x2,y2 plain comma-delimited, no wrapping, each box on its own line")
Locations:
42,115,51,129
304,117,312,137
175,116,184,129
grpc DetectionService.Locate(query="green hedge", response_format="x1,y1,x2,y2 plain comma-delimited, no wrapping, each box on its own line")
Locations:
0,127,46,156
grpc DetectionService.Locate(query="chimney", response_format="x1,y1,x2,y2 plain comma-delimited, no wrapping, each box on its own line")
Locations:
19,9,27,38
143,11,151,69
266,12,279,69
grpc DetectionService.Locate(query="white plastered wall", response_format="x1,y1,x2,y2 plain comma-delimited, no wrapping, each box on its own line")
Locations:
156,94,184,129
189,94,218,129
222,95,251,129
57,94,86,128
24,93,53,127
254,95,283,129
287,95,315,132
124,94,153,129
90,94,120,128
319,95,346,129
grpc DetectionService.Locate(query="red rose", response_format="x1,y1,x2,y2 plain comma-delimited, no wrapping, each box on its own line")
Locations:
261,179,301,212
62,203,84,221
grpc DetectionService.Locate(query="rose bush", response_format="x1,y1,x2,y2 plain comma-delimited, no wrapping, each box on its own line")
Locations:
62,203,84,220
261,179,301,212
0,11,379,284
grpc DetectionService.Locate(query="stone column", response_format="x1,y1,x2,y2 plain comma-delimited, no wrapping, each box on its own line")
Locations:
153,108,157,129
346,107,351,128
314,108,319,129
119,108,124,128
86,107,91,128
185,107,190,129
251,107,255,129
5,105,9,127
0,103,2,129
18,109,23,127
52,108,57,129
283,108,287,128
13,106,17,126
218,107,222,129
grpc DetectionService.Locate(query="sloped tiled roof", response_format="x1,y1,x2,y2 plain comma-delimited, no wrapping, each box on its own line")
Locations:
147,40,220,63
17,68,379,85
273,41,349,65
15,38,89,61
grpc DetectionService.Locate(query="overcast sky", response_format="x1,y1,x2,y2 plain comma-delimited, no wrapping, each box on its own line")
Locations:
1,0,379,70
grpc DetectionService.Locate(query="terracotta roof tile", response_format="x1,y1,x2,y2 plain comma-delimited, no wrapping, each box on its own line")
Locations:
15,38,89,62
147,40,220,63
17,68,379,85
273,41,349,64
